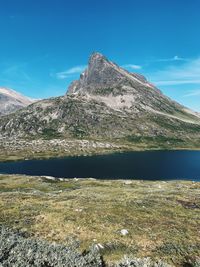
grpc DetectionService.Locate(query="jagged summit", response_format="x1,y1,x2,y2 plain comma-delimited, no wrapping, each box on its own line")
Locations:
66,53,182,114
89,52,108,64
67,52,152,96
67,52,118,94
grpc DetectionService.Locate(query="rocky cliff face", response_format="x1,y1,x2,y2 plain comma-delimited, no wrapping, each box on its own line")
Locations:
68,52,153,95
67,53,197,117
0,87,34,116
0,53,200,147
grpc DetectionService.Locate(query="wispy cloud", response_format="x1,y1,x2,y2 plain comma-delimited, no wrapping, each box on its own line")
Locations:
122,64,142,70
150,57,200,86
0,63,32,89
2,64,31,81
183,89,200,97
152,55,188,63
56,65,86,79
155,80,200,86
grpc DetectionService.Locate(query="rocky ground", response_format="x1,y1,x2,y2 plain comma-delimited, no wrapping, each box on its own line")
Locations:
0,175,199,266
0,138,124,162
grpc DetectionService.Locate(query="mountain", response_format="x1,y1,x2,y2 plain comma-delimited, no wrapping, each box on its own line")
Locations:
0,53,200,148
0,87,34,116
67,53,198,117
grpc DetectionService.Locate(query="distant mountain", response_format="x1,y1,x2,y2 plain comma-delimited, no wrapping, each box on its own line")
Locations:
0,53,200,148
0,87,34,116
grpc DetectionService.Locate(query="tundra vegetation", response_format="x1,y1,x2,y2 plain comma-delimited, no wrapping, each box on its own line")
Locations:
0,175,199,266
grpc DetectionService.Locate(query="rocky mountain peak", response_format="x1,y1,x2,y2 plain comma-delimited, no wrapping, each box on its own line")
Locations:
67,52,131,95
67,52,156,97
88,52,108,65
66,53,193,115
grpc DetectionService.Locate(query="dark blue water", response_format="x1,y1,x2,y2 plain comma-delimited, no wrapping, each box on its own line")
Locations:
0,151,200,181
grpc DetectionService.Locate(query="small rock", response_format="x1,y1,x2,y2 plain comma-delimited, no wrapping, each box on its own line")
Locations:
95,243,104,250
42,176,56,181
124,181,132,185
75,208,83,212
120,229,129,236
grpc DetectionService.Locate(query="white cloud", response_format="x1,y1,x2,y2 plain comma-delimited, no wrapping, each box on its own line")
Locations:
150,57,200,86
56,65,87,79
122,64,142,70
173,55,184,61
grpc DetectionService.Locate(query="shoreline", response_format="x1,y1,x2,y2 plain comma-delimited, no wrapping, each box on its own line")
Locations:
1,146,200,163
0,173,199,182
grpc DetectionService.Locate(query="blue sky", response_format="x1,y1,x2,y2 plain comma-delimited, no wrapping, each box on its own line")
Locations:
0,0,200,111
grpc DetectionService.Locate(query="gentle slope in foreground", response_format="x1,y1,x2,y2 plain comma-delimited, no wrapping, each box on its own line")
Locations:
0,175,199,266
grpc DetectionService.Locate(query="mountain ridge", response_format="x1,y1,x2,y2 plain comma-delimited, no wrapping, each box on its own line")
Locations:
0,52,199,150
0,87,35,116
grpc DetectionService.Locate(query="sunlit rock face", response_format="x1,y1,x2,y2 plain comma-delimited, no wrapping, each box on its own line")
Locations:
67,52,152,96
66,52,194,116
0,87,34,116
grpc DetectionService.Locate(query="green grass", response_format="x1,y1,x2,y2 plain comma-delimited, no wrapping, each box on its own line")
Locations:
0,175,199,266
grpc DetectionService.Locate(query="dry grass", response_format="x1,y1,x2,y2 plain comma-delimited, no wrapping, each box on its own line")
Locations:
0,175,199,265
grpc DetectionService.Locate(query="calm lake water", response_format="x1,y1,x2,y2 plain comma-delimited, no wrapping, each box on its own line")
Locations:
0,150,200,181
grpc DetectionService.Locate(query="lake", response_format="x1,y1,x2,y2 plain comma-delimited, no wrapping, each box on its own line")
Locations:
0,150,200,181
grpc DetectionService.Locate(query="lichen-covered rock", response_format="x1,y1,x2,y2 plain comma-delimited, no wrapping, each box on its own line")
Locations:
0,226,103,267
115,256,172,267
186,257,200,267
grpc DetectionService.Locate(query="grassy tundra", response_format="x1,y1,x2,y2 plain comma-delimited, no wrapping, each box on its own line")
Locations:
0,175,199,266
